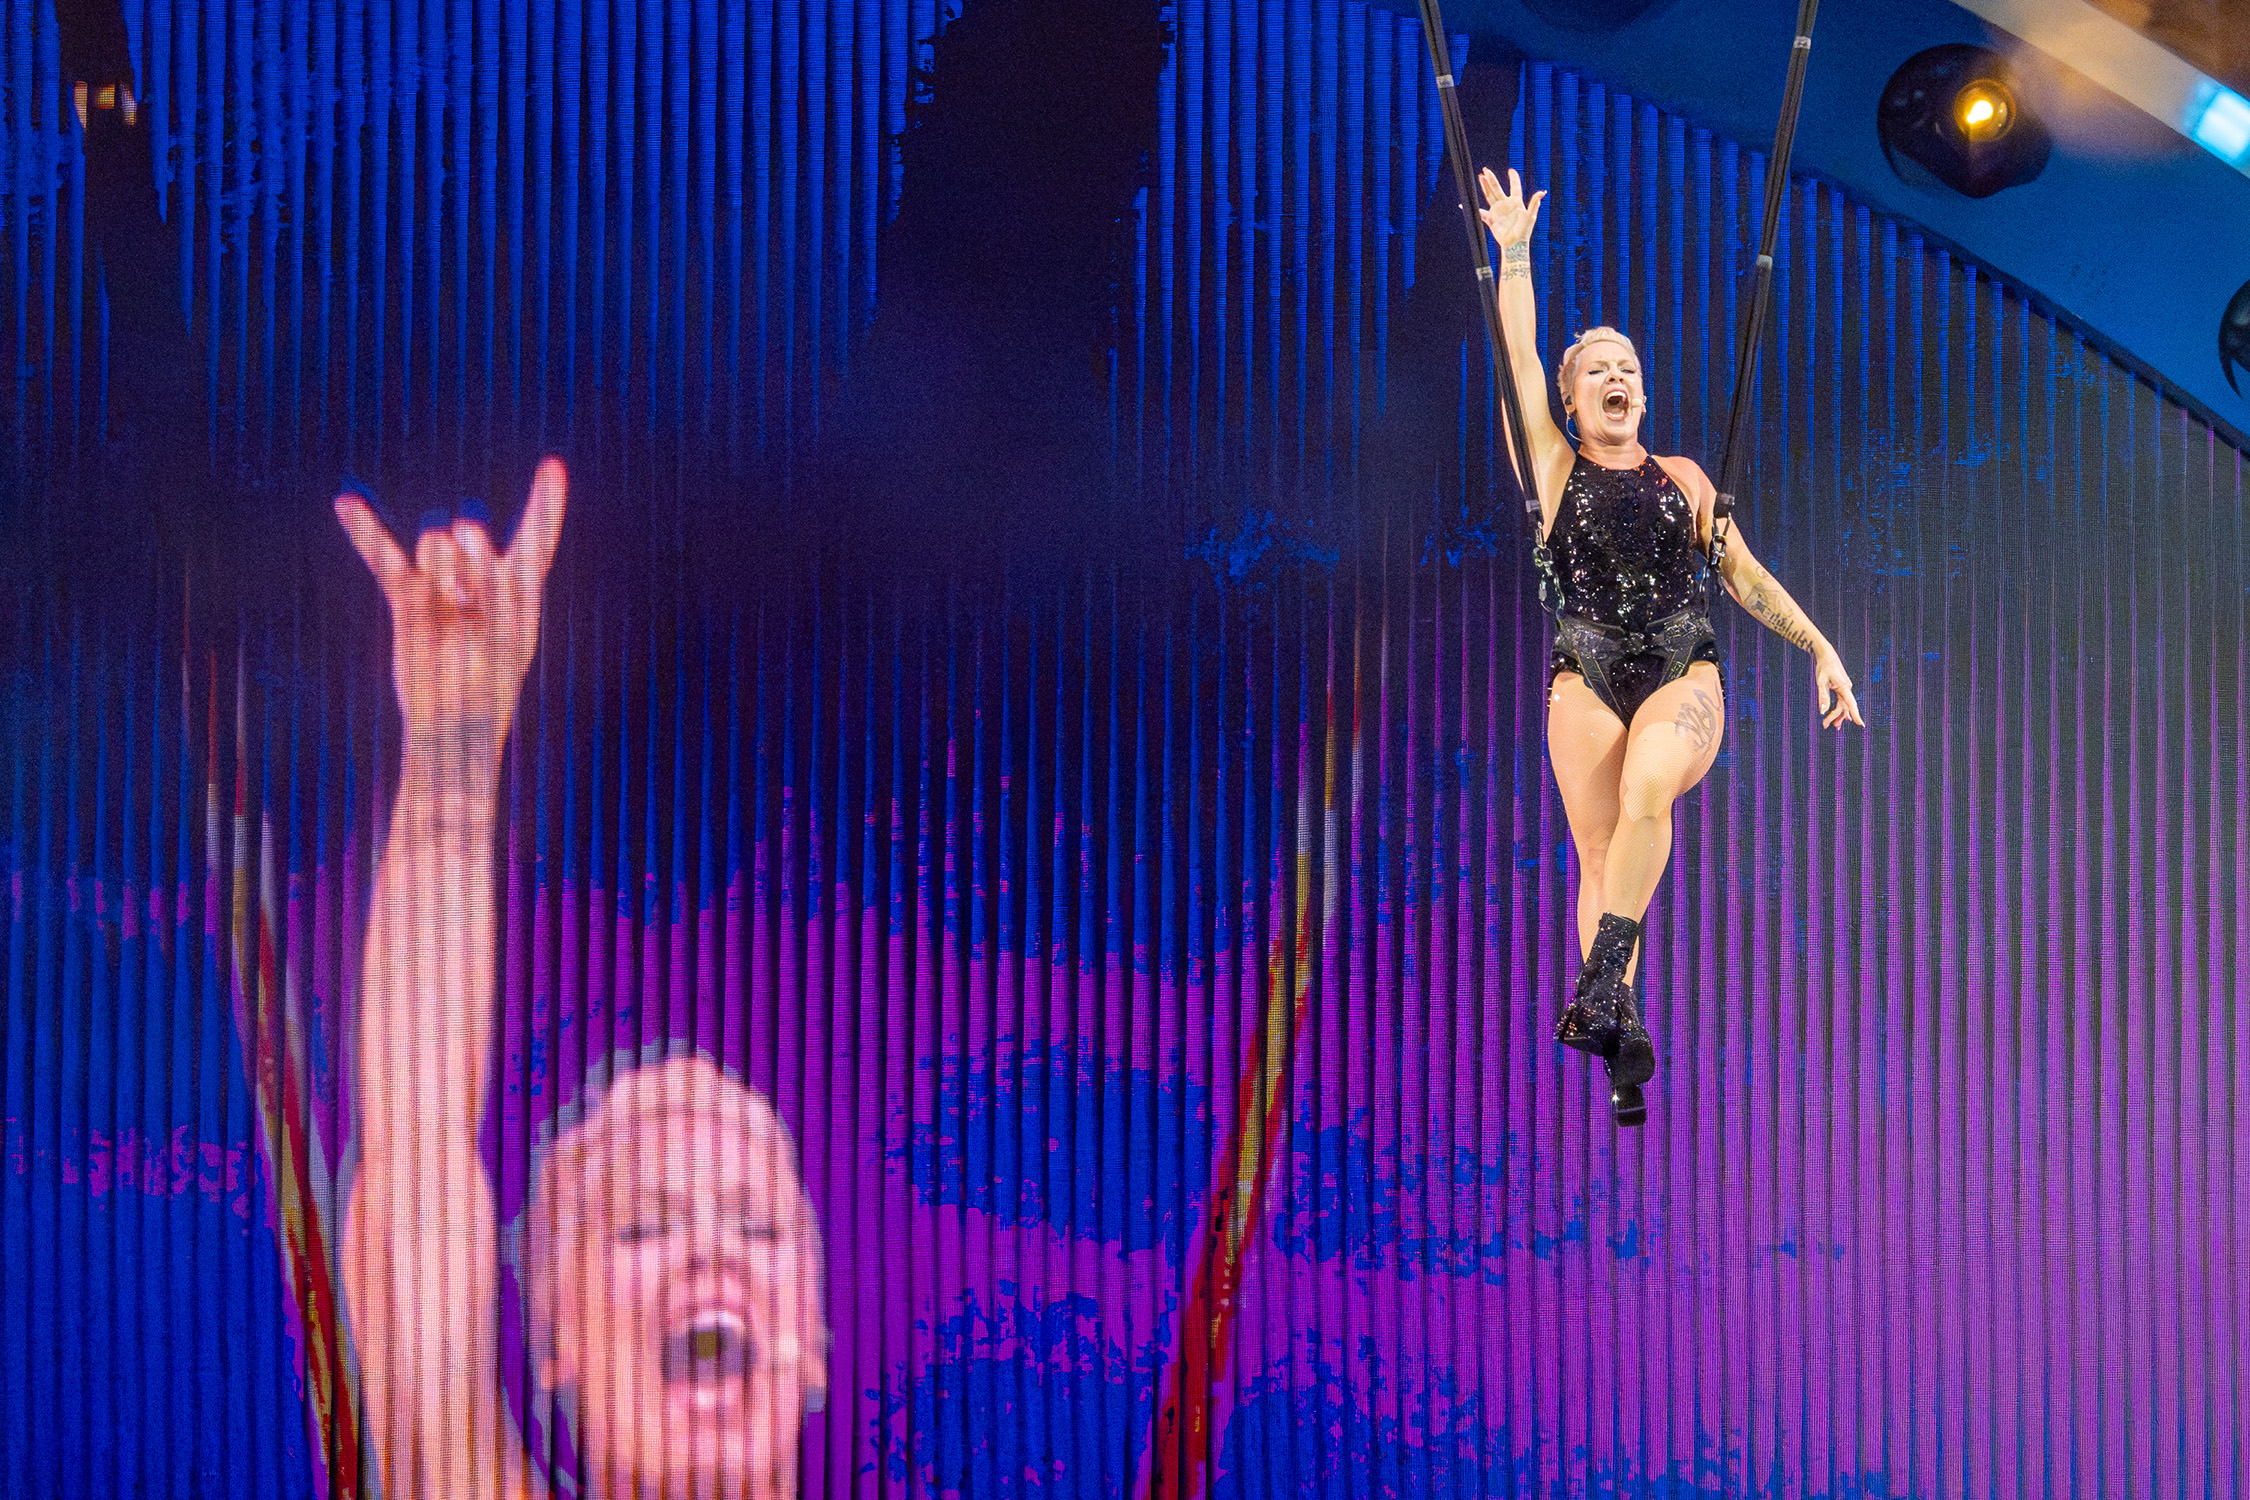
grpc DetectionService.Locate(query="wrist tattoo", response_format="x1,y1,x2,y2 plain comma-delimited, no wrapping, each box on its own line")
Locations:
405,716,503,799
1499,242,1530,281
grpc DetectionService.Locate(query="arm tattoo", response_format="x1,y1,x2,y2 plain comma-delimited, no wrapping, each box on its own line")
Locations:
1672,688,1721,753
1499,242,1530,281
1742,577,1819,655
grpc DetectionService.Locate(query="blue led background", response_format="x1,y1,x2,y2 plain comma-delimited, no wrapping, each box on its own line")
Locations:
5,2,2248,1498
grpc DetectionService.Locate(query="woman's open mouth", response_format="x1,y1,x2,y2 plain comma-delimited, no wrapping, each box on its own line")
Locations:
1602,389,1631,417
662,1310,755,1388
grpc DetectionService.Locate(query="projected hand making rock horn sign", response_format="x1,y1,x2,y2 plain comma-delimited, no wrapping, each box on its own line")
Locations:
1476,167,1864,1127
337,460,826,1500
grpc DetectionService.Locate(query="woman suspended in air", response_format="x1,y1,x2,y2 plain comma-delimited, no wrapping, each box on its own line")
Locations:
1475,166,1864,1126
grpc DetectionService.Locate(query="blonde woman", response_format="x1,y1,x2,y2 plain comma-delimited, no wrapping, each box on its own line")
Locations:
1476,168,1864,1125
336,464,826,1498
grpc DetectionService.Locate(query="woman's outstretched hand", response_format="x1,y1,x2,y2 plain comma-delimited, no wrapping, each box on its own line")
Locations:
1477,166,1545,247
1814,650,1864,730
333,457,568,748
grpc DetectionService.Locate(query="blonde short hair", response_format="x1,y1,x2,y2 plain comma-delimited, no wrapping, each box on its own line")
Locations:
517,1051,827,1389
1556,326,1642,410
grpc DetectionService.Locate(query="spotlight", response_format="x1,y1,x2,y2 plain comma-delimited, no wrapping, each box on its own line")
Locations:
2223,277,2250,397
1954,82,2009,141
1878,44,2050,199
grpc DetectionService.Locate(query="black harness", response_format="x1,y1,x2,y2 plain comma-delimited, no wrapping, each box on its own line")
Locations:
1553,608,1717,716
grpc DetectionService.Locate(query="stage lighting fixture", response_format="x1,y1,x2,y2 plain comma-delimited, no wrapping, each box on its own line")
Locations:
2187,83,2250,171
1954,81,2010,141
1878,44,2050,199
2222,277,2250,397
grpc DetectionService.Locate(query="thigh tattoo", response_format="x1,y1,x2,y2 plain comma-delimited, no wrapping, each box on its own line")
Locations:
1672,687,1720,753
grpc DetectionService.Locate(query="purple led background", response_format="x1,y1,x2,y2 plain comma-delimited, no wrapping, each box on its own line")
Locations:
5,2,2249,1497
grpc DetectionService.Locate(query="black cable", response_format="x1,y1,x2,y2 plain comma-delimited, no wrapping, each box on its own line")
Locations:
1413,0,1544,538
1711,0,1822,571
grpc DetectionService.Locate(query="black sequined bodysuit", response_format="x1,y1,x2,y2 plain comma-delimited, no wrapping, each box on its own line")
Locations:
1544,453,1722,725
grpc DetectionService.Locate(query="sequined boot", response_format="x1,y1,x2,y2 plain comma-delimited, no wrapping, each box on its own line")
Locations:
1604,972,1656,1127
1555,912,1640,1056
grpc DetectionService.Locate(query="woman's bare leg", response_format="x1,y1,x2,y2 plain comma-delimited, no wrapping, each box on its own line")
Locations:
1600,664,1726,973
1545,671,1630,960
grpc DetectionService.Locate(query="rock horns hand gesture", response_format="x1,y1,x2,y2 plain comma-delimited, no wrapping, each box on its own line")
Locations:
333,457,567,749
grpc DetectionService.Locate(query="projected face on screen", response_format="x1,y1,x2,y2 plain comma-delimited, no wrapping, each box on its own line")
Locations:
334,463,827,1500
525,1057,826,1498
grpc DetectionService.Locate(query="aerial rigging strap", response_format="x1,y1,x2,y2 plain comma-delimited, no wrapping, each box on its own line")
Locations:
1411,1,1544,539
1713,0,1822,571
1411,0,1823,578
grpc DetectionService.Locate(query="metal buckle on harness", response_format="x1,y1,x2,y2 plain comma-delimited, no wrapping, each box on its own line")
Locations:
1558,615,1643,660
1532,539,1564,616
1561,610,1710,663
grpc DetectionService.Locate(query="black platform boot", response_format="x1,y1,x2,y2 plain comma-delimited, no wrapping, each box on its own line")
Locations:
1555,912,1640,1057
1603,972,1656,1128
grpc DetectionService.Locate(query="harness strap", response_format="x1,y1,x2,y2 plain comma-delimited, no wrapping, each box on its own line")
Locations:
1557,609,1715,713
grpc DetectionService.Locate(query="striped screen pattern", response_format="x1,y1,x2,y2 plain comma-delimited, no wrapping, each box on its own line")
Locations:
6,8,2250,1500
1,0,1450,504
1121,0,1455,516
10,0,944,469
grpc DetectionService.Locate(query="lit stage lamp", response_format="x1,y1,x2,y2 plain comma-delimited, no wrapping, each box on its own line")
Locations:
2223,277,2250,397
1878,43,2051,198
2188,84,2250,171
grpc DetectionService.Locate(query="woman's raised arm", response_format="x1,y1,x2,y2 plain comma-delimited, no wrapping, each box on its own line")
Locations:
337,461,567,1500
1477,167,1573,524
